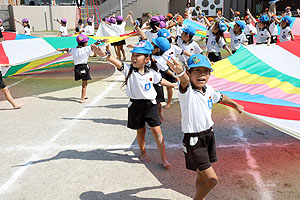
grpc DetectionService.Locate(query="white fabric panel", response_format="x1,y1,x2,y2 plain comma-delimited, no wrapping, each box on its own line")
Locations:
2,38,56,65
96,21,123,37
245,112,300,140
246,45,300,79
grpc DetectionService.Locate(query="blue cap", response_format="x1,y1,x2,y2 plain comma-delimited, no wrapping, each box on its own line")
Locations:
236,20,246,30
282,16,293,25
182,25,196,36
219,22,227,32
259,15,269,23
130,40,154,55
152,37,171,52
157,28,171,39
187,54,213,71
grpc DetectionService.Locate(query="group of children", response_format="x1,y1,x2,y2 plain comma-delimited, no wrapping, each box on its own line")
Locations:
0,4,298,199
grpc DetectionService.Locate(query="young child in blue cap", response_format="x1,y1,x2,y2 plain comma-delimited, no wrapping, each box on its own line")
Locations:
279,16,295,42
57,34,101,103
166,54,244,199
92,40,177,169
224,20,248,53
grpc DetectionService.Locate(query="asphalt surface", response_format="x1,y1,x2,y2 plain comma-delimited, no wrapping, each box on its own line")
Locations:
0,34,299,200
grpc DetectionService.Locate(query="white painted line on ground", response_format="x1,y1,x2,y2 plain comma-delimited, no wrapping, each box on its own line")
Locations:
228,108,273,200
0,74,124,197
6,79,26,88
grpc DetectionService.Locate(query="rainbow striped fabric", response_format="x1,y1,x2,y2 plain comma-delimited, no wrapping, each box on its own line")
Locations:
0,35,128,77
208,39,300,139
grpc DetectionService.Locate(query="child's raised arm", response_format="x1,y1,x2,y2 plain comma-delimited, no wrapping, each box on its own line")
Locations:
91,44,122,70
166,57,189,91
246,9,257,25
57,48,69,52
221,94,244,113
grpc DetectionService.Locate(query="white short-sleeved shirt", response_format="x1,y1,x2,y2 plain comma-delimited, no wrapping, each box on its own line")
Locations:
245,23,256,35
279,26,291,42
24,27,30,35
59,26,68,36
68,46,92,65
178,84,222,133
77,24,85,34
85,23,94,36
0,26,4,32
207,27,226,52
256,26,270,44
176,36,203,62
152,55,169,72
197,17,205,24
113,22,126,35
162,44,184,61
285,11,292,17
119,63,162,102
176,24,186,36
229,28,248,51
144,30,158,42
269,22,278,36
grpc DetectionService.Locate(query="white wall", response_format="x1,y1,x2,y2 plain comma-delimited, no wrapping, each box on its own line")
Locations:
13,6,76,32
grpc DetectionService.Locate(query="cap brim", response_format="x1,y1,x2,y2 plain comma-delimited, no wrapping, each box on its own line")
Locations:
188,64,213,72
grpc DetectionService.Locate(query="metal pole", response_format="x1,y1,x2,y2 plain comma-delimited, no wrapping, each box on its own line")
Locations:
44,6,48,31
49,0,53,31
120,0,123,17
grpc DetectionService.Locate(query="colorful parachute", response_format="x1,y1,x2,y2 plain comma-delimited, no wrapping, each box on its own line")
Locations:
0,35,128,77
2,32,38,40
208,39,300,139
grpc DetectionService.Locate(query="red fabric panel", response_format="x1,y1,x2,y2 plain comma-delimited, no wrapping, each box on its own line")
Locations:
222,100,300,120
2,32,16,40
0,43,9,64
277,36,300,58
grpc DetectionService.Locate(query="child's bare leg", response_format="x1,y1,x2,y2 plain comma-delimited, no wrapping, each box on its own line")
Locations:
1,87,23,109
137,127,148,161
149,126,170,168
158,102,164,123
194,167,218,200
113,46,119,60
165,87,173,109
80,80,88,103
116,46,122,60
120,45,126,61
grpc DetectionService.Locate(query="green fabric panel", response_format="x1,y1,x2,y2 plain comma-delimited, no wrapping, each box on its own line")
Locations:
228,46,300,87
4,63,29,77
43,37,97,49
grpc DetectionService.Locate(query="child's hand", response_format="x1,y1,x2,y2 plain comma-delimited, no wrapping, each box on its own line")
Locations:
236,104,244,113
91,44,105,56
172,83,179,90
166,57,184,74
126,44,134,48
246,9,250,15
57,48,61,51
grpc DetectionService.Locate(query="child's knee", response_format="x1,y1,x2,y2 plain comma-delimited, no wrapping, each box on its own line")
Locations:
208,176,218,187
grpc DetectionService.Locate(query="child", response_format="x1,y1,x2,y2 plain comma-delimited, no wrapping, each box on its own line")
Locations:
0,19,4,42
166,54,243,200
175,25,204,62
185,2,194,20
56,34,100,103
203,15,232,62
230,8,240,22
110,12,132,61
247,10,271,45
92,40,177,168
75,19,85,34
279,16,295,42
54,18,68,37
0,65,23,109
142,16,160,42
14,18,31,35
85,15,95,36
244,15,257,45
284,6,292,17
167,15,187,37
269,15,279,44
225,20,248,53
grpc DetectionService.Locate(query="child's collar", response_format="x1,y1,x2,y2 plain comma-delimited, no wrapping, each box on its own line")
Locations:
192,84,207,93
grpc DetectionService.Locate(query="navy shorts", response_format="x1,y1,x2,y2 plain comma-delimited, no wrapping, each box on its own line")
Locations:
0,72,6,89
208,52,222,62
127,99,161,130
183,127,217,171
246,35,254,45
271,35,278,44
74,64,91,81
153,84,165,103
